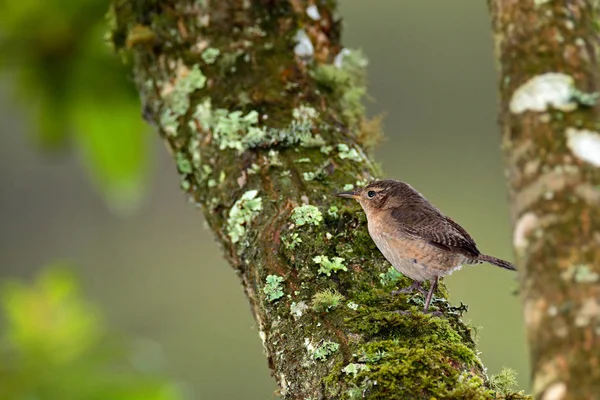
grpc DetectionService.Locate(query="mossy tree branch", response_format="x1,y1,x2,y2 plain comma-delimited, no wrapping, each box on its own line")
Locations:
111,1,523,398
489,1,600,398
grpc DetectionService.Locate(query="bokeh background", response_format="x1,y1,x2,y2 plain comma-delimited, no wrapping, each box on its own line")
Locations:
0,1,528,398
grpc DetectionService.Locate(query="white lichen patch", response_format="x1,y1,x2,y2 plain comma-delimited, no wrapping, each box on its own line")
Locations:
509,73,577,114
306,4,321,20
565,127,600,167
294,29,314,61
226,189,263,244
574,298,600,327
541,382,567,400
514,212,540,252
293,105,319,122
290,301,308,319
334,48,352,68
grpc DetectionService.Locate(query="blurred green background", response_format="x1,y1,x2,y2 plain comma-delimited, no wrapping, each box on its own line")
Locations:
0,1,528,398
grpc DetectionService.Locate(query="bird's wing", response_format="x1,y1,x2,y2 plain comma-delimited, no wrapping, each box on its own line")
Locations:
390,207,480,258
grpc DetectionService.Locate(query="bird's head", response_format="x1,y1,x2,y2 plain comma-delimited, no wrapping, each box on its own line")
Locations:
336,179,407,215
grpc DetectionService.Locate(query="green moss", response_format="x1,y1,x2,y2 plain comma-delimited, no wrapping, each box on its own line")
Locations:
263,274,284,302
226,189,263,244
313,255,347,276
312,49,368,128
291,205,323,226
330,338,491,399
489,367,519,396
282,232,302,249
312,289,344,312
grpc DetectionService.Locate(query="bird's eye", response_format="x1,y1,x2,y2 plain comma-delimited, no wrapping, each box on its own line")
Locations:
367,190,376,198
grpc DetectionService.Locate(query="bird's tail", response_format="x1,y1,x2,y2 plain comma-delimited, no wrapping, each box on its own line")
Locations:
478,254,516,271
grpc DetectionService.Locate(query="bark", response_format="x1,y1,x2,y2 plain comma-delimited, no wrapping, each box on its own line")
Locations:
489,1,600,399
110,1,524,398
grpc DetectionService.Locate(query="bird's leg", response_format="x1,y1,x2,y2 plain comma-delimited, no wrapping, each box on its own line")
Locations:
423,277,439,313
391,281,427,296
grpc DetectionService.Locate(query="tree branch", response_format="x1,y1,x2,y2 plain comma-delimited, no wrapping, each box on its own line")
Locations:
111,1,524,398
489,1,600,398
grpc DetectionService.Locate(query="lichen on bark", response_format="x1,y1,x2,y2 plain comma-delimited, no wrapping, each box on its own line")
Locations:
110,0,526,398
489,1,600,398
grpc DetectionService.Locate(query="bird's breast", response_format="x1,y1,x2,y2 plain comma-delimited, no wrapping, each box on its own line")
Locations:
367,220,464,282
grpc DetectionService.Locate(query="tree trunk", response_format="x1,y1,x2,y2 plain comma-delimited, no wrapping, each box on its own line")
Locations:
111,1,524,398
489,1,600,398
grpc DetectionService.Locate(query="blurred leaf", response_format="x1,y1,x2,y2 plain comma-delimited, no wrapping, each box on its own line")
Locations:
0,0,151,213
0,264,187,400
2,267,100,364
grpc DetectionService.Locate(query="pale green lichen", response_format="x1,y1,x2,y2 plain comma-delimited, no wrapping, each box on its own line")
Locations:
327,206,339,218
292,104,318,122
313,341,340,361
343,363,369,376
180,178,191,191
176,152,193,174
291,205,323,227
562,263,600,283
313,255,347,276
379,266,403,286
342,183,354,192
189,100,325,152
320,145,333,154
161,64,207,136
574,264,599,283
337,143,363,162
311,289,344,312
226,190,263,244
201,47,220,64
188,139,202,167
303,171,317,181
263,274,284,302
347,302,359,310
267,149,282,166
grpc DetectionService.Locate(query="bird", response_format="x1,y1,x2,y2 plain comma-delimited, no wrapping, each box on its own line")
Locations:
336,179,515,313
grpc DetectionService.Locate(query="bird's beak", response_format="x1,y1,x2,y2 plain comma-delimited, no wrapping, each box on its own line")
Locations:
336,190,358,199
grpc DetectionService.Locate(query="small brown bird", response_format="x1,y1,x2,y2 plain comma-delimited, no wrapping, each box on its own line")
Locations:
337,179,515,312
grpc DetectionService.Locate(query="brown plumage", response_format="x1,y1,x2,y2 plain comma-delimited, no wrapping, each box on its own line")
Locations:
337,179,515,312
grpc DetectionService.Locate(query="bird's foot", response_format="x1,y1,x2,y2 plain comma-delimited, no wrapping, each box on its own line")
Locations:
391,281,427,296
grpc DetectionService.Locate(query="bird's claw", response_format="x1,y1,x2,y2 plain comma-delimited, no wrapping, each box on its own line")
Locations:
391,281,427,296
